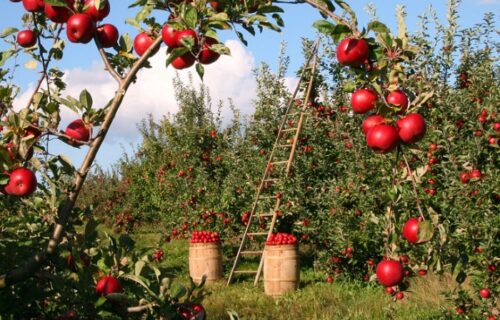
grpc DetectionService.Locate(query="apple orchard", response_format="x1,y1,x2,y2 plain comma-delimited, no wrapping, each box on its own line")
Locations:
0,0,498,319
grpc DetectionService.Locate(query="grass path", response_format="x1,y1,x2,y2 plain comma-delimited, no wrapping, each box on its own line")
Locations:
126,229,454,319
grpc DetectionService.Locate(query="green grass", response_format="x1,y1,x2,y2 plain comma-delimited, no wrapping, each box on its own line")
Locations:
122,228,455,320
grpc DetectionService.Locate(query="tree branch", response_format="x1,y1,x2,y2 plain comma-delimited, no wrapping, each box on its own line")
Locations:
402,152,425,220
94,37,123,84
0,36,164,288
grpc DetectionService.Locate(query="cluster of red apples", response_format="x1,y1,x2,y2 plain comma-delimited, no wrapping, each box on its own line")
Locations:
266,232,297,246
1,118,91,197
13,1,222,70
336,37,426,153
189,230,221,243
13,0,119,48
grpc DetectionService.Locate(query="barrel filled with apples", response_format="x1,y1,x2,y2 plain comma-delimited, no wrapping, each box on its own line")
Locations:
263,233,300,296
188,231,223,284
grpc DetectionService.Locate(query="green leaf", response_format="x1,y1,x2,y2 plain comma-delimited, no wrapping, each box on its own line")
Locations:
196,63,204,80
135,260,146,277
125,18,141,30
79,89,93,110
165,47,189,68
417,220,434,243
367,21,390,34
0,50,15,67
170,283,187,299
121,274,157,297
94,296,107,307
0,27,18,39
44,0,68,6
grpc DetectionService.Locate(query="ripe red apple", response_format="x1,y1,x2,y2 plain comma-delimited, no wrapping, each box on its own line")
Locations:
83,0,110,21
22,0,45,12
351,88,377,114
362,114,386,135
385,287,395,295
470,169,482,180
175,29,198,48
418,269,427,276
2,167,37,197
366,124,399,153
161,24,178,47
44,0,74,23
376,259,404,287
402,217,420,244
336,38,369,66
479,288,491,299
65,119,91,146
493,122,500,132
171,52,196,70
386,89,408,113
17,30,37,48
395,292,405,300
396,113,426,143
96,24,119,48
66,13,95,44
459,172,470,184
95,276,123,296
199,37,220,65
133,32,158,57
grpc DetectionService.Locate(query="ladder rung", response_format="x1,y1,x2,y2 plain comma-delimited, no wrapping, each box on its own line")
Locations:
263,178,280,182
277,144,293,148
234,270,258,274
281,127,298,132
257,213,274,217
287,112,301,117
270,161,288,165
247,232,268,236
259,195,277,199
241,250,263,255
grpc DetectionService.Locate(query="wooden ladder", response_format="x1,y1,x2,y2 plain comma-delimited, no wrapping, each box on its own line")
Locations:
227,41,320,286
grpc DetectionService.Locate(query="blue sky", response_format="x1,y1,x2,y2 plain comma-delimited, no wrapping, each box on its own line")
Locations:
1,0,499,171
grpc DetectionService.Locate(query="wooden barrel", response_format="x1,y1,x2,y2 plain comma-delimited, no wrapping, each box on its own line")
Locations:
189,242,223,285
263,244,300,296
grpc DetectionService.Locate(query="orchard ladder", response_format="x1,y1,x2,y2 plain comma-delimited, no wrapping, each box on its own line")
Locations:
227,40,320,286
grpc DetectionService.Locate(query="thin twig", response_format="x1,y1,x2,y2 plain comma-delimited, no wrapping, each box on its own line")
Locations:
127,303,158,313
24,26,64,110
0,36,164,288
95,37,123,84
401,151,425,220
301,0,355,34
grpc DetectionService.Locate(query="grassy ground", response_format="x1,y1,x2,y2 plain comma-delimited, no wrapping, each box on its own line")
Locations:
122,227,457,320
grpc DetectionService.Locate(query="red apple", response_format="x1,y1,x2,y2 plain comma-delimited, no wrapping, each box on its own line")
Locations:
17,30,37,48
83,0,110,21
96,24,119,48
66,13,95,44
22,0,45,12
366,124,399,153
470,169,482,180
395,292,405,300
175,29,198,48
362,114,386,135
95,276,123,296
336,38,369,66
376,259,404,287
161,24,178,47
133,32,158,57
44,0,74,23
199,37,220,65
402,217,420,244
65,119,91,146
2,167,37,197
396,113,426,143
493,122,500,132
351,88,377,114
479,288,491,299
171,52,196,70
459,172,470,184
386,89,408,113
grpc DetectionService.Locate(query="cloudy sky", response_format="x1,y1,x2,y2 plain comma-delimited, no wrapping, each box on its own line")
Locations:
3,0,499,170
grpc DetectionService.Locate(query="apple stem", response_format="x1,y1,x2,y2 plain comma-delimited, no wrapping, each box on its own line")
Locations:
401,151,425,221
